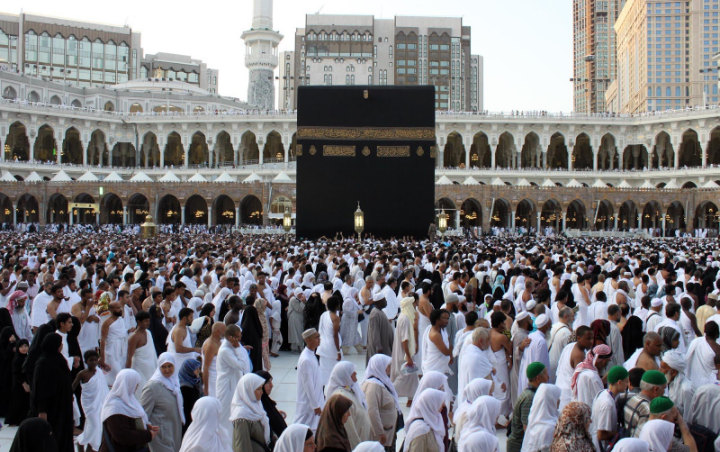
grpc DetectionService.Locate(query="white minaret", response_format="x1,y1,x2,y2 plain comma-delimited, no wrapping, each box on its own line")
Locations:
242,0,283,110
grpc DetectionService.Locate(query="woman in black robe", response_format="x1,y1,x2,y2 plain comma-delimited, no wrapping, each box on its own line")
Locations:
9,417,58,452
0,326,18,417
240,296,264,372
6,339,30,425
148,303,168,355
255,370,287,446
303,292,326,331
31,333,74,452
23,320,55,385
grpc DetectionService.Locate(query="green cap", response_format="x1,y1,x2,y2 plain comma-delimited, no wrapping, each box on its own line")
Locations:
526,362,546,380
641,370,667,386
649,396,674,414
607,366,629,384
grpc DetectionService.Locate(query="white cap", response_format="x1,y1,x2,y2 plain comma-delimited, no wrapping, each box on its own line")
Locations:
516,312,530,322
129,283,141,292
651,298,663,308
535,314,550,328
526,299,537,311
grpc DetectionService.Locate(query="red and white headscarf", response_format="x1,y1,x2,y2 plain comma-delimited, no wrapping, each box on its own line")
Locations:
7,290,27,311
570,344,612,392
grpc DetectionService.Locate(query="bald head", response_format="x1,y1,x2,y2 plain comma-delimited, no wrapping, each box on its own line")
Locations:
211,322,226,339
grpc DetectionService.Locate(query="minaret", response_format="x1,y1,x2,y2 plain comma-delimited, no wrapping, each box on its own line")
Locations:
242,0,283,110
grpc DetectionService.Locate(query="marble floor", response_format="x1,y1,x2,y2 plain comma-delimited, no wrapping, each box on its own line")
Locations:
0,349,508,451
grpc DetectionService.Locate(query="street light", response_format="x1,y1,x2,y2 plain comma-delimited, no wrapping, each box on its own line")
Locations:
283,207,292,233
437,209,448,235
354,202,364,241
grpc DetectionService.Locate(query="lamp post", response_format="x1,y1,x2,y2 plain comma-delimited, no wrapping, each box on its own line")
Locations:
437,209,448,237
354,202,364,241
283,208,292,234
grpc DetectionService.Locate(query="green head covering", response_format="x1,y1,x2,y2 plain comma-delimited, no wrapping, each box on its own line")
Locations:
641,369,667,386
526,362,546,380
607,366,629,384
649,396,674,414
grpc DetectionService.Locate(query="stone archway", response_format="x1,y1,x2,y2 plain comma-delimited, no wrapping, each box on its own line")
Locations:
597,134,618,170
642,201,662,230
241,131,259,164
460,198,482,228
188,132,209,167
16,194,39,223
215,131,234,167
158,195,181,224
0,194,12,224
666,201,686,234
654,132,675,168
34,125,57,163
443,132,464,168
164,132,184,167
469,132,491,168
241,195,263,225
185,195,208,225
213,195,236,225
594,200,614,230
141,132,160,168
495,132,515,169
623,145,649,170
516,199,536,230
490,199,510,228
679,129,702,168
521,132,541,169
547,133,568,169
100,194,123,224
707,127,720,166
87,130,109,166
618,200,638,231
566,199,587,229
61,127,83,165
694,201,719,232
263,131,284,163
572,134,593,170
128,194,150,224
4,122,30,161
47,193,69,224
541,199,562,232
73,194,96,224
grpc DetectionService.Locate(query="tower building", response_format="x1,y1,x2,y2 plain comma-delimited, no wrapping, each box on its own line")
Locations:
242,0,283,110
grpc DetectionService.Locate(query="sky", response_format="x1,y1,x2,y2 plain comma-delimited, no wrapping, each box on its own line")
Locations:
3,0,574,112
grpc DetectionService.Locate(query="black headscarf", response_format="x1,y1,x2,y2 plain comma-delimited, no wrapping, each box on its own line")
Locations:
621,315,645,359
148,304,168,356
0,307,15,335
9,417,58,452
255,370,287,439
23,321,55,384
241,303,263,372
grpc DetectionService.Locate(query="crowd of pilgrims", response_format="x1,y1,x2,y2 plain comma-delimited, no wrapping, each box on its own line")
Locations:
0,230,719,452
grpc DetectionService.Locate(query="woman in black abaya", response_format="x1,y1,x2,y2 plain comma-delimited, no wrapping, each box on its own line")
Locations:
0,326,18,417
9,417,58,452
240,296,264,372
30,333,74,452
6,339,30,425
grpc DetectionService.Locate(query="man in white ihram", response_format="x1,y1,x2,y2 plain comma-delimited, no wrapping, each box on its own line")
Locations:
517,314,551,397
295,328,325,432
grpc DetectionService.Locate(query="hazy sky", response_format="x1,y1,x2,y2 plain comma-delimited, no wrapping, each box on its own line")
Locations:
4,0,574,112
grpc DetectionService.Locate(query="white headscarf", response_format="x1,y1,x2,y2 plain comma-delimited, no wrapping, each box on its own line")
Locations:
638,419,674,452
454,378,494,434
150,352,185,423
458,395,501,449
414,370,453,407
521,383,562,452
100,369,149,424
274,423,310,452
325,361,367,408
458,430,498,452
353,441,386,452
399,297,417,356
403,388,446,452
612,438,650,452
363,354,400,412
661,350,686,373
229,373,270,444
179,396,231,452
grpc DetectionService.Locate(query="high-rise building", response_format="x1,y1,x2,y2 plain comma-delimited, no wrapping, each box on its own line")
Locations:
608,0,719,113
0,12,220,94
0,12,142,87
572,0,621,113
141,53,219,93
287,14,483,112
242,0,283,110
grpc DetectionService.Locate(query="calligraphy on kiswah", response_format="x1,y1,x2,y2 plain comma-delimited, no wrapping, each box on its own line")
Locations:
377,146,411,158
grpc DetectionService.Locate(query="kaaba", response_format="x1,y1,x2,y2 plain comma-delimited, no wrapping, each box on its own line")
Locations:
296,86,436,239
